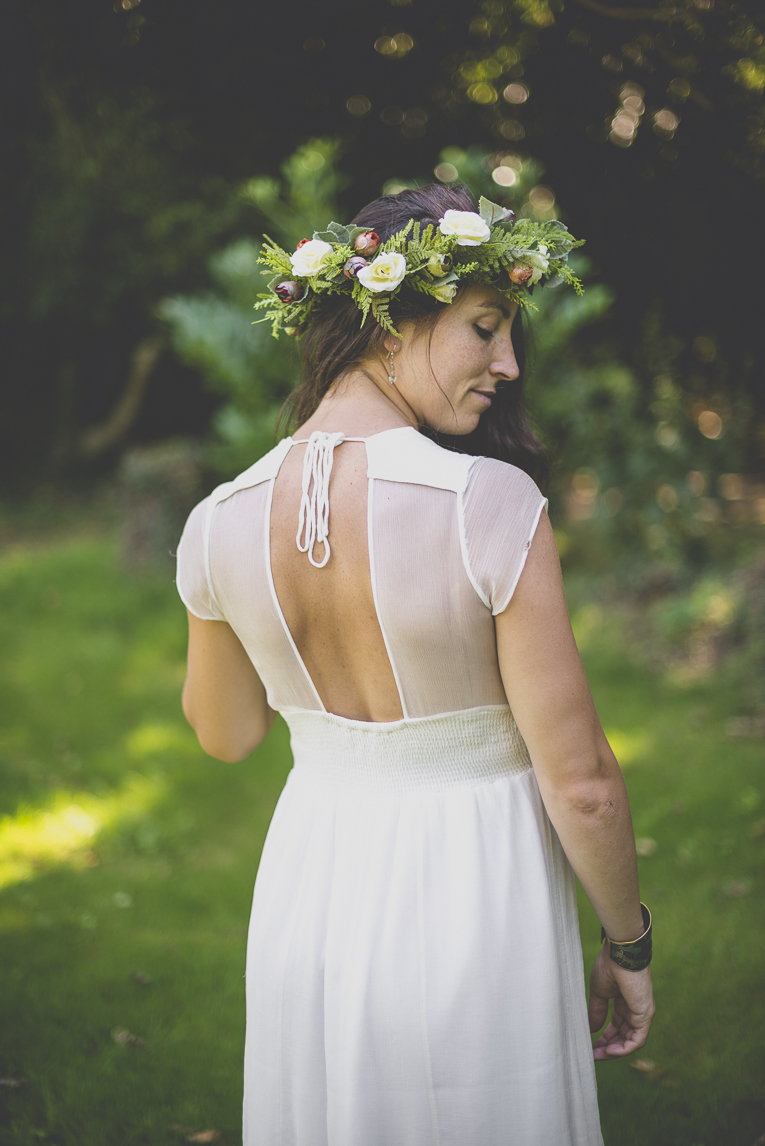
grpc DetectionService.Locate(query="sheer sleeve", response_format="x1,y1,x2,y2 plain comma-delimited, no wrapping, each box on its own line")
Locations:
461,457,548,616
176,496,226,621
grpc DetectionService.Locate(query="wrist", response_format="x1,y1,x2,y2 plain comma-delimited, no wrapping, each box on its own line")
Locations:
601,903,652,971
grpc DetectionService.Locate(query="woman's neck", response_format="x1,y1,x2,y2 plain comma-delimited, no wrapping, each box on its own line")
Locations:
294,369,418,440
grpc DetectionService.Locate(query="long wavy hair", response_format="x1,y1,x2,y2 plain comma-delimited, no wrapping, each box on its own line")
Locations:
283,183,549,489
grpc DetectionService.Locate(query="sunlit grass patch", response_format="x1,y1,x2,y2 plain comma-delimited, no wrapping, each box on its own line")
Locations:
603,728,652,768
0,773,165,890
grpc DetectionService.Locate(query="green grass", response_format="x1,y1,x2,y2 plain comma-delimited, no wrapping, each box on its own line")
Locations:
0,528,763,1146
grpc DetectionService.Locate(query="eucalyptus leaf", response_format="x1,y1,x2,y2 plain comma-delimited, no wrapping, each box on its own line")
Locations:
478,196,510,226
327,221,351,243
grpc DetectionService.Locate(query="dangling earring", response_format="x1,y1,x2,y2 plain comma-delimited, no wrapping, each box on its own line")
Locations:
388,349,397,386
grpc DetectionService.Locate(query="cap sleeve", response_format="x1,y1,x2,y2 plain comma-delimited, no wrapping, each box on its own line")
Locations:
461,457,548,616
176,496,225,621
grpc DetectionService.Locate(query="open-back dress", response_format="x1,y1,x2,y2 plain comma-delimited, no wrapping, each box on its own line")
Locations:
176,426,603,1146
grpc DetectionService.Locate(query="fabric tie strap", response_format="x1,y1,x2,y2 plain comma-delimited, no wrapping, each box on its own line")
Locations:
295,431,347,568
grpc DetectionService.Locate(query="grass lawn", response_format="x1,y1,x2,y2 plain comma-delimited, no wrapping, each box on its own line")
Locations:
0,524,763,1146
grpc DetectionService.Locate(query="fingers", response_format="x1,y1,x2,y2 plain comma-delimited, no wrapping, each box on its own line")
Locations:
588,993,609,1034
592,1003,653,1060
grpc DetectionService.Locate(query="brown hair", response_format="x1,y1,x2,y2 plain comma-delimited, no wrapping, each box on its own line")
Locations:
283,183,549,489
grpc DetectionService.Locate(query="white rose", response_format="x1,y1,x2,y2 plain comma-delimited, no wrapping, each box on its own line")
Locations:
356,251,407,293
438,210,491,246
431,280,458,303
290,239,334,278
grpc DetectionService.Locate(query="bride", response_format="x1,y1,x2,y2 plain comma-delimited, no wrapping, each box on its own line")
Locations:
177,183,654,1145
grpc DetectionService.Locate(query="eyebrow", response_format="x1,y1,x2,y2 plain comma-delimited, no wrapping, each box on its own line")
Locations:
476,300,512,319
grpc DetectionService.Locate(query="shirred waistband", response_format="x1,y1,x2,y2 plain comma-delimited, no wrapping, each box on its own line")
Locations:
282,706,532,794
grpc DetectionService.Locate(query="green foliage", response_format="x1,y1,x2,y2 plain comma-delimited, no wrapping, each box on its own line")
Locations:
160,140,348,476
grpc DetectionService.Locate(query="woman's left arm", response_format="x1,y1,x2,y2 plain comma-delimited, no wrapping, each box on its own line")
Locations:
182,611,275,762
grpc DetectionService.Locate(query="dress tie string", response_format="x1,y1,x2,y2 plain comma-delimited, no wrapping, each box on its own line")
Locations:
295,431,347,568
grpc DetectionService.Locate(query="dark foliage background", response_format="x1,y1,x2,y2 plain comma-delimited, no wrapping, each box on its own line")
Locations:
1,0,763,491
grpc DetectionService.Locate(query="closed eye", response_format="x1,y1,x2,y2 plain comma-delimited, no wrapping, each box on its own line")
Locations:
474,325,493,341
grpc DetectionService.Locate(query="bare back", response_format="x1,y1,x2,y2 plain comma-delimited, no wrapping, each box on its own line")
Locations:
270,441,403,721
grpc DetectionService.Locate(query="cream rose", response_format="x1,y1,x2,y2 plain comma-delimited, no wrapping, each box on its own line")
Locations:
289,239,334,278
356,251,407,293
431,280,458,303
438,210,491,246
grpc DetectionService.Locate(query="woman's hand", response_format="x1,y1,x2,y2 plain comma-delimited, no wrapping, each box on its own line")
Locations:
588,945,655,1059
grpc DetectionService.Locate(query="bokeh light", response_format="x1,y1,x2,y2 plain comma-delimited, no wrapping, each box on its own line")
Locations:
654,109,680,138
693,335,716,362
499,119,525,140
686,471,707,496
300,149,325,172
698,410,723,439
609,82,645,148
669,78,691,99
434,162,459,182
529,185,555,209
468,83,499,104
374,34,414,56
503,83,529,104
346,95,372,116
719,473,744,500
657,484,679,512
492,165,518,187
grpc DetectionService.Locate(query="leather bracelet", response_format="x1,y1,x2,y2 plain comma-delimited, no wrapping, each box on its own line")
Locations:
601,903,652,971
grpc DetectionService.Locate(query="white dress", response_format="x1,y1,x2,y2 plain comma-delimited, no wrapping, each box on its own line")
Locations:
176,427,603,1146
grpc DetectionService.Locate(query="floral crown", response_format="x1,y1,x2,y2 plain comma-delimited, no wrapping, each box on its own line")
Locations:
254,196,584,339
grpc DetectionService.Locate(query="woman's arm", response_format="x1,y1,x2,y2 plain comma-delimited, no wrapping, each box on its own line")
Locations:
182,611,275,762
495,511,654,1057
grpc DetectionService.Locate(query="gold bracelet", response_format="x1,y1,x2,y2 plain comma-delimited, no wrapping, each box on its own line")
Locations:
601,903,652,971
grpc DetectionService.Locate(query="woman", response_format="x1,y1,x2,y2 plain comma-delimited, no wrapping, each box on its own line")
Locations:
177,184,655,1146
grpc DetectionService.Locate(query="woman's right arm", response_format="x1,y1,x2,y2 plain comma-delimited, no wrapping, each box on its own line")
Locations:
495,510,655,1057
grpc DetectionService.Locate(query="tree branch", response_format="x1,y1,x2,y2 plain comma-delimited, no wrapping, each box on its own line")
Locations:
575,0,678,22
79,336,163,458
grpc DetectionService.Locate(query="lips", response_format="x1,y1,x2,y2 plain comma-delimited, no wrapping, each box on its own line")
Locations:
472,389,496,403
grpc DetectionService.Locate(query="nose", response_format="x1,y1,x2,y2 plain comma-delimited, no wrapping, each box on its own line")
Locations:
489,332,519,382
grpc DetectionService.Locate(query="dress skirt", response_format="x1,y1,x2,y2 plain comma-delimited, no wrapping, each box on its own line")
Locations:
243,706,603,1146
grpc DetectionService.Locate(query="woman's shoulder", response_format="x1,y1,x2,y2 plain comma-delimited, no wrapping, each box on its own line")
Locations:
368,427,542,501
366,426,474,493
464,453,544,502
206,437,294,511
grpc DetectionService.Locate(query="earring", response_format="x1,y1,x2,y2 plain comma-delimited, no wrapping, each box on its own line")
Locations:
388,349,397,386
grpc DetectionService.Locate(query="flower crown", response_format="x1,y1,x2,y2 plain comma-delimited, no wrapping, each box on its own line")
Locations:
254,196,584,339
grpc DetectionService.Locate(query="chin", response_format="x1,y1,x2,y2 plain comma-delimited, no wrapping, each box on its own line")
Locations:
453,414,483,436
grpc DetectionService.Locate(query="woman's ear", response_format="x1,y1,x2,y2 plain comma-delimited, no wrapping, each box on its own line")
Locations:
382,332,400,355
